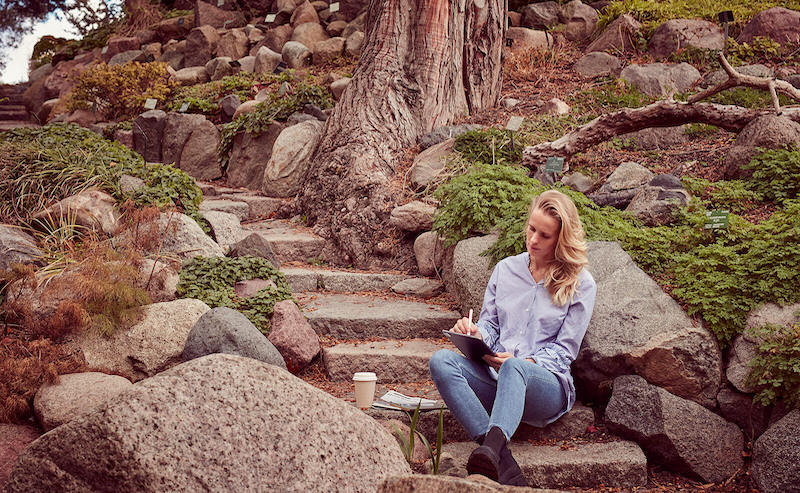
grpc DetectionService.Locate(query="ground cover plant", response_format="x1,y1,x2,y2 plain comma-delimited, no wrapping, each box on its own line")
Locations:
176,256,294,334
166,72,279,116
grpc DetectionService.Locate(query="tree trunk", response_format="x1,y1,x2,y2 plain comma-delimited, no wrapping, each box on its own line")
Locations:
522,101,800,170
298,0,505,269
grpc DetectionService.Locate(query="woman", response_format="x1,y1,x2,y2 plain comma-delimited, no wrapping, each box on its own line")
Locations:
429,190,596,486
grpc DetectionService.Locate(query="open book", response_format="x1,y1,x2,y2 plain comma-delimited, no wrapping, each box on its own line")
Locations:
372,390,447,411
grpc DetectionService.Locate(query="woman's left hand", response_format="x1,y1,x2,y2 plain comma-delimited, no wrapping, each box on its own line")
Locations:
482,352,514,371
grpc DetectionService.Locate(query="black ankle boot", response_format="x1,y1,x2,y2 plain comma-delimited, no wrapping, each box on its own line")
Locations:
497,446,529,487
466,427,506,481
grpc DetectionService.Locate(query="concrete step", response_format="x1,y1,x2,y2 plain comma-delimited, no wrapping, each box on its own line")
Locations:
324,338,446,383
431,440,647,489
240,219,326,263
298,293,460,339
283,266,411,293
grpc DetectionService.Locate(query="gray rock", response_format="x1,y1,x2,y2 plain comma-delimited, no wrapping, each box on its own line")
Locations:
268,300,320,373
185,25,220,67
446,234,497,316
575,242,723,408
0,424,40,487
724,114,800,179
323,339,443,382
227,122,285,189
4,354,410,492
418,124,481,150
330,77,351,100
501,97,520,110
558,0,599,42
119,174,145,195
291,22,329,50
234,278,276,299
344,30,364,56
75,299,211,380
606,375,744,483
538,98,570,115
132,109,166,163
648,19,725,60
200,199,250,221
620,63,701,98
215,28,248,60
263,120,324,197
388,201,436,232
621,126,688,150
183,307,286,368
506,27,552,52
522,1,560,29
751,409,800,493
178,118,222,180
0,224,43,272
108,49,146,66
312,36,345,65
28,62,54,84
726,332,760,393
253,45,282,74
170,65,209,86
204,56,234,81
391,278,444,299
574,52,622,79
114,212,224,263
326,20,347,37
33,372,133,431
33,188,120,236
195,0,245,28
220,93,241,118
291,1,319,27
561,172,594,193
589,162,652,208
286,111,317,126
410,138,455,190
136,258,179,303
737,6,800,46
236,54,255,73
700,63,773,88
201,210,241,248
716,386,771,439
161,112,207,167
625,177,691,226
586,14,642,53
228,233,281,268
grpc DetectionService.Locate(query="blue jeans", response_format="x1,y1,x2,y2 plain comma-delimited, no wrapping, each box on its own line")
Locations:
429,349,567,442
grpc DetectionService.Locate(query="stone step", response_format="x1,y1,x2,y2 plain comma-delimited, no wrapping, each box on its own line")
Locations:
219,194,284,219
431,440,647,489
200,199,250,221
324,338,446,383
298,293,460,339
283,266,411,293
0,121,39,131
240,219,326,263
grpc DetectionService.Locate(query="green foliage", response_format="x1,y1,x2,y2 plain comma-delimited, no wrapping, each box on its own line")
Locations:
453,128,525,166
391,404,445,473
167,72,276,115
217,75,333,169
743,147,800,203
0,124,203,226
709,87,793,109
669,46,722,71
571,79,654,117
728,37,786,65
683,123,719,138
176,256,294,334
163,9,192,19
66,61,173,121
681,176,762,213
746,322,800,408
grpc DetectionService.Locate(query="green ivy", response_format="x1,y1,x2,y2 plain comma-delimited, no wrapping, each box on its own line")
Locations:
176,256,294,334
746,322,800,408
743,147,800,203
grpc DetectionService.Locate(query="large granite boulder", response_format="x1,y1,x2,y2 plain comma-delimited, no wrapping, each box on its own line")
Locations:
282,40,313,68
505,27,552,52
410,138,454,190
0,424,40,488
113,212,224,262
606,375,744,483
162,112,206,166
4,354,411,492
558,0,598,42
262,119,324,197
74,299,211,380
648,20,725,60
183,307,286,368
589,161,653,208
33,189,120,235
253,46,282,74
751,409,800,493
586,14,641,53
737,7,800,46
575,242,723,408
291,22,329,49
0,225,43,272
444,234,497,317
625,174,691,226
132,109,167,163
201,210,241,248
33,372,133,431
227,122,285,189
724,114,800,179
388,201,436,232
177,119,222,180
716,386,771,440
216,29,248,60
621,63,701,98
413,231,446,277
291,0,319,26
573,52,622,79
184,25,220,67
268,299,321,373
195,0,246,29
522,1,560,29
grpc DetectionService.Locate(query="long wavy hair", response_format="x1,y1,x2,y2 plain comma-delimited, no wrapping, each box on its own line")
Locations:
528,190,588,306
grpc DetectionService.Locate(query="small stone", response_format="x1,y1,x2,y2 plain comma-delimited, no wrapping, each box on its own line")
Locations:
391,278,444,299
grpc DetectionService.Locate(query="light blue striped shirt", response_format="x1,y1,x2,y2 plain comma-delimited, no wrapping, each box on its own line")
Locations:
476,252,597,424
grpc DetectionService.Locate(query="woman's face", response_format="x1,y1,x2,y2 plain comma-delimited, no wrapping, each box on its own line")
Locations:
526,208,560,264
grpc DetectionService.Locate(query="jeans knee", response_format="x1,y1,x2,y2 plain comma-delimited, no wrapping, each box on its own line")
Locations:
429,349,458,380
498,356,526,375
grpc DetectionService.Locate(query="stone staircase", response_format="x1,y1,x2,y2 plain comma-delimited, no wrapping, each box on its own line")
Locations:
197,183,650,489
0,83,37,131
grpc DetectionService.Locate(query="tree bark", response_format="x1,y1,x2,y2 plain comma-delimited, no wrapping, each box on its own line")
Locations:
299,0,505,268
522,101,800,170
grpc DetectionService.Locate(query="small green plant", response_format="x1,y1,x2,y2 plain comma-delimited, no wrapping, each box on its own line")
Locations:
680,177,762,213
683,123,719,139
66,61,173,121
176,256,294,334
454,128,526,166
743,147,800,203
669,46,722,71
391,404,445,473
571,79,654,117
746,322,800,408
709,87,792,109
728,37,785,65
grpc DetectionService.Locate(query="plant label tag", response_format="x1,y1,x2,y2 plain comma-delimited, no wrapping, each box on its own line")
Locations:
143,98,158,110
506,116,524,132
101,46,108,54
717,10,734,23
545,156,564,173
217,0,224,6
265,13,276,23
704,210,730,230
279,81,290,96
178,17,185,25
329,2,340,12
179,102,190,113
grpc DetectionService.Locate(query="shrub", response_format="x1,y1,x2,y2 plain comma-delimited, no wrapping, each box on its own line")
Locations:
0,124,203,228
167,72,276,115
66,61,173,120
743,147,800,203
176,256,294,334
681,176,762,213
746,322,800,408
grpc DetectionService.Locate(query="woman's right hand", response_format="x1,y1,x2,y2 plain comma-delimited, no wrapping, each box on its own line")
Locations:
452,317,478,336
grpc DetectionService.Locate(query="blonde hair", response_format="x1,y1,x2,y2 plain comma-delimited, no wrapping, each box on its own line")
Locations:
528,190,588,306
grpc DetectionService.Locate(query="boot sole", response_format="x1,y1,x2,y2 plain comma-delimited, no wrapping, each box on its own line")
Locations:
466,446,500,482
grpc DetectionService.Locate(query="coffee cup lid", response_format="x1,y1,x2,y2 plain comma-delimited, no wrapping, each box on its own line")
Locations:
353,372,377,381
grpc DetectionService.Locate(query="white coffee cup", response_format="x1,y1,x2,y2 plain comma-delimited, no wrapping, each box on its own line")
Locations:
353,372,377,409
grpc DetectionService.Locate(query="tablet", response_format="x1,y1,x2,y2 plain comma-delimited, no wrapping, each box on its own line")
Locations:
443,330,495,361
